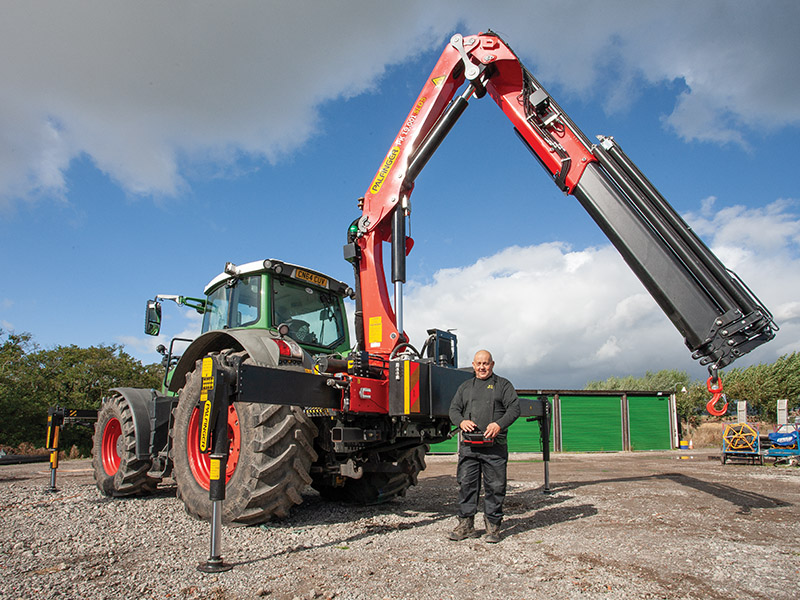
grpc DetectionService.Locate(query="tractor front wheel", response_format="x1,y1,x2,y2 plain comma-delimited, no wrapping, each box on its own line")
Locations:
171,352,319,525
91,394,160,496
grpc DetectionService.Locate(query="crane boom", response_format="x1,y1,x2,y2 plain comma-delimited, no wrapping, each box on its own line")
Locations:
347,31,775,372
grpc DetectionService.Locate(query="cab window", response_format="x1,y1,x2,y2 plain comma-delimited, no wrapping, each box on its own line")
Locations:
202,275,261,332
272,279,345,348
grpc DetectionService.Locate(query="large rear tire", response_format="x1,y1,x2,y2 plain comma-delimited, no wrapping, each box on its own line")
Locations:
91,394,160,496
171,352,318,525
312,444,428,504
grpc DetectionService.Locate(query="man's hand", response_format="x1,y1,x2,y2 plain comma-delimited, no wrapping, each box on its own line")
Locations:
459,419,477,432
484,422,501,439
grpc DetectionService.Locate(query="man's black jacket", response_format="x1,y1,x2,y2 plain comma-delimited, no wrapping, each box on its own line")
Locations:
449,373,520,445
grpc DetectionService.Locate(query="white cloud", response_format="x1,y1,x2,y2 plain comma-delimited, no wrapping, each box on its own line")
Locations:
0,1,454,206
686,199,800,256
1,1,799,206
402,201,800,388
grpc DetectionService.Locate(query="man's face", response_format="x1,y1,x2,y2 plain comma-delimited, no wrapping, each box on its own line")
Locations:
472,352,494,380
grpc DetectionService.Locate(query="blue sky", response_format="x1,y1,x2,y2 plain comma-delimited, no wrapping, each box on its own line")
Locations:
1,1,799,388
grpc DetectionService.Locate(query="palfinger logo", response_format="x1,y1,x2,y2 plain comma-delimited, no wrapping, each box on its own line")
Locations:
199,396,211,452
370,146,400,194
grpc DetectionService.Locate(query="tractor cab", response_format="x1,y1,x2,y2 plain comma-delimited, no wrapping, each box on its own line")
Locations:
201,259,353,356
146,259,352,358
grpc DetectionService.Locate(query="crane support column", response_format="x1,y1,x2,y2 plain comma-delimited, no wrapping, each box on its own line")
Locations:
196,356,233,573
45,407,63,492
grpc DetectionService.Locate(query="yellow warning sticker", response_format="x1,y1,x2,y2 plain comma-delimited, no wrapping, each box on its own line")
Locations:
202,358,214,390
431,76,445,87
209,458,221,481
369,316,382,347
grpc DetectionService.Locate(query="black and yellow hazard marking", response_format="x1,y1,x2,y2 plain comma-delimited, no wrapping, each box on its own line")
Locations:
46,420,59,450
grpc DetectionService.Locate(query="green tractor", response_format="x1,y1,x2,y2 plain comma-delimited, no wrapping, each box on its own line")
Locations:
91,258,363,524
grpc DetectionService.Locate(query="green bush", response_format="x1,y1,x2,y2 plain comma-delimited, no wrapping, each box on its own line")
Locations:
0,329,162,452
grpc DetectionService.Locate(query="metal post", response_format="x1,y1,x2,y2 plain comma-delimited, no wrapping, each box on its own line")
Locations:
539,396,552,494
391,205,406,336
197,357,233,573
199,446,231,573
394,281,403,336
48,456,58,492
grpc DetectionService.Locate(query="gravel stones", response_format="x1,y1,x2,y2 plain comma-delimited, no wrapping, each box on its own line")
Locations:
1,452,798,599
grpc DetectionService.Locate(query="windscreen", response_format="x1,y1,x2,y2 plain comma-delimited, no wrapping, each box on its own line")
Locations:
272,278,346,348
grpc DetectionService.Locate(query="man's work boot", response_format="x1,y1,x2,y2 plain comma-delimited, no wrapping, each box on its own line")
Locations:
449,516,479,541
484,516,502,543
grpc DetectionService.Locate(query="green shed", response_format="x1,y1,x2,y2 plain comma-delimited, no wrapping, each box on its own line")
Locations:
430,389,677,453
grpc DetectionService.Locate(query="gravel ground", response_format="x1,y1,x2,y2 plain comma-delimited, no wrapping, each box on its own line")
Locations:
1,450,799,600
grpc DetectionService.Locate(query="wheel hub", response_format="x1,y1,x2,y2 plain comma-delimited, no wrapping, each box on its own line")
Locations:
186,403,242,490
101,418,122,476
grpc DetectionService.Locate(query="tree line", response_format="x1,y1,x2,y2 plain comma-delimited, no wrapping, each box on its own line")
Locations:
585,352,800,424
0,330,162,452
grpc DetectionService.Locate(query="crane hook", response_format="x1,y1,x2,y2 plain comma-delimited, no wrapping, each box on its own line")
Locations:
706,375,728,416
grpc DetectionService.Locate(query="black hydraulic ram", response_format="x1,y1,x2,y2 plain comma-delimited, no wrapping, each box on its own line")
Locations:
572,136,775,369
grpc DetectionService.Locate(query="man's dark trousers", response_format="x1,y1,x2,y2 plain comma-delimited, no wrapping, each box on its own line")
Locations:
456,442,508,524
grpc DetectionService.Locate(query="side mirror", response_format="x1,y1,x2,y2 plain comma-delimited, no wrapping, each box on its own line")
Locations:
145,300,162,336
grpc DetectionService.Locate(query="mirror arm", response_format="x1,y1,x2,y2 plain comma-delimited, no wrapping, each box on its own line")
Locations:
178,296,207,313
153,294,207,314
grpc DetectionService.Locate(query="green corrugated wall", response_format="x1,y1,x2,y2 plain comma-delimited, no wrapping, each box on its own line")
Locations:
429,435,458,453
628,395,672,450
429,393,671,453
559,395,623,452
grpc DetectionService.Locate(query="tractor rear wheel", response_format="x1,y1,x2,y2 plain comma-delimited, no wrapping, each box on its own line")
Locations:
171,352,318,525
91,394,160,496
312,444,428,504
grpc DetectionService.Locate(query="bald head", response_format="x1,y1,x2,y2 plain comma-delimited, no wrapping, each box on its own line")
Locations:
472,350,495,380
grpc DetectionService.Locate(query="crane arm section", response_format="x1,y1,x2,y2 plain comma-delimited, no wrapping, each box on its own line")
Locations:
349,31,775,371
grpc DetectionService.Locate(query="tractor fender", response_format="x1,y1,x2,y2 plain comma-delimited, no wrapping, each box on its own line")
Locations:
108,387,159,460
167,329,312,394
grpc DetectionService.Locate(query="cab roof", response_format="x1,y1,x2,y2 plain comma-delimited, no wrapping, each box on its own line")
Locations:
204,258,353,298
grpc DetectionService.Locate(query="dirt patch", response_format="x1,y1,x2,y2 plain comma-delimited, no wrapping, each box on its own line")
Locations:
1,451,798,599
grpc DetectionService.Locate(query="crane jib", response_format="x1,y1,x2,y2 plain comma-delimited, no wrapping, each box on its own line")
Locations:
353,30,775,369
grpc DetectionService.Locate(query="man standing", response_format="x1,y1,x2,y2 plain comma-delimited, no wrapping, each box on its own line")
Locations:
448,350,520,543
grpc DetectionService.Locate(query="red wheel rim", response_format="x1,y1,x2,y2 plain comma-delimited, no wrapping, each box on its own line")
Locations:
187,403,241,490
102,418,122,476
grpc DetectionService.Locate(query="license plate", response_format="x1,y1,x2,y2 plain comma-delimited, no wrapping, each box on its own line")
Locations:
295,268,328,288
